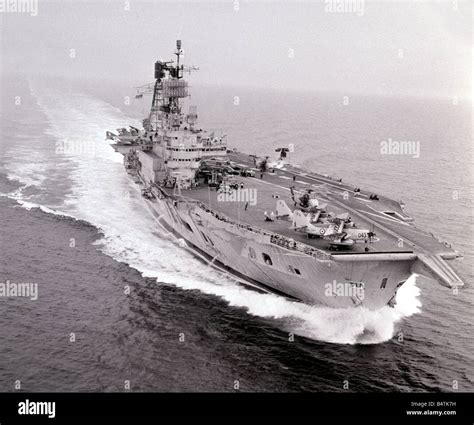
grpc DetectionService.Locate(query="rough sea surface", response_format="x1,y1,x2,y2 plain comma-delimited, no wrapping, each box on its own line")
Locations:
0,74,472,392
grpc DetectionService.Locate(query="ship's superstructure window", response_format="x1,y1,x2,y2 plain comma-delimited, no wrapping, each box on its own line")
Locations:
262,253,272,265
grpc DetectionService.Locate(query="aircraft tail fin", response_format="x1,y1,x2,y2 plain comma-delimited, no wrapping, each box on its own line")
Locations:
292,209,311,229
311,210,321,223
276,200,293,219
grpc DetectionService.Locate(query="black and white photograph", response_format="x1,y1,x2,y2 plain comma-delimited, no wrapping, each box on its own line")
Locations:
0,0,472,420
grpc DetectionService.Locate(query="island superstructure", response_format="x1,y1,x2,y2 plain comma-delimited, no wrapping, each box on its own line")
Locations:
106,40,464,310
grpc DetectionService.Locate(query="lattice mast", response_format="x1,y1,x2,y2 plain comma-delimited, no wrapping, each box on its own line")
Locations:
146,40,197,132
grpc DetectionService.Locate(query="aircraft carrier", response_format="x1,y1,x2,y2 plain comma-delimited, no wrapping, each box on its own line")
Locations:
106,41,464,311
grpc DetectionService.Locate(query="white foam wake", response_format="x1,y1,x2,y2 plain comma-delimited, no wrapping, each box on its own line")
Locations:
4,82,422,344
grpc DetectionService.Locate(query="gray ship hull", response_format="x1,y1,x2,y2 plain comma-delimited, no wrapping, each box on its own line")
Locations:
106,40,463,312
145,188,414,310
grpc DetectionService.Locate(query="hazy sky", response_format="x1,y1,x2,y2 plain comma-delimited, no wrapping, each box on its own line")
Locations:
1,0,472,98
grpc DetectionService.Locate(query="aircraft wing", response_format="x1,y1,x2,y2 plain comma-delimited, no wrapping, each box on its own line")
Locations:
335,212,349,221
323,219,345,236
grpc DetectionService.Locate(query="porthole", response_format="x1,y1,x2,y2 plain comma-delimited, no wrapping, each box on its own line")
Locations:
262,253,272,266
248,247,256,259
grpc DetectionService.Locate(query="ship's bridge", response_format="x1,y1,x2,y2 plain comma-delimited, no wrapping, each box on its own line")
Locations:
167,130,198,147
165,129,202,180
200,133,227,159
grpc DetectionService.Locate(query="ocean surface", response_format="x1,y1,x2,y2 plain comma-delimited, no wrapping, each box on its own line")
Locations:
0,73,472,392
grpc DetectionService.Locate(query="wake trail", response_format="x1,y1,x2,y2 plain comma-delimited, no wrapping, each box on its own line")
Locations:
2,82,422,344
